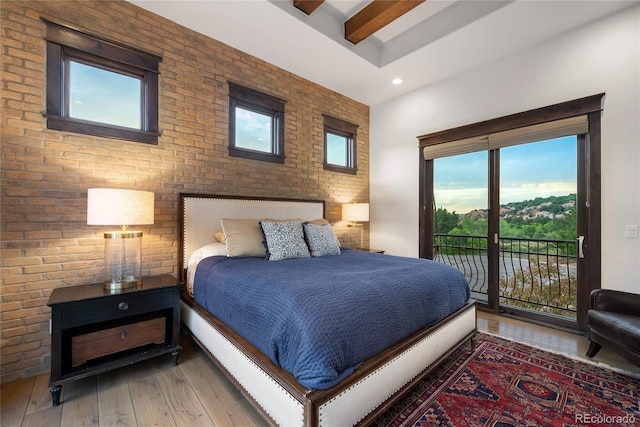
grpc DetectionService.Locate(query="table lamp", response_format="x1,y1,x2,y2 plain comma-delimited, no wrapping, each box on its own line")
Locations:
87,188,154,290
342,202,369,249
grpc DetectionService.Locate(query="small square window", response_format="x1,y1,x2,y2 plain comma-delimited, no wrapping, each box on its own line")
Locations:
323,115,358,175
234,107,273,153
327,132,350,166
228,82,286,164
45,20,161,144
69,61,142,129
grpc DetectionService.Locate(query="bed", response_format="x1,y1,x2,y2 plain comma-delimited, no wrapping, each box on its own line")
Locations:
178,193,476,426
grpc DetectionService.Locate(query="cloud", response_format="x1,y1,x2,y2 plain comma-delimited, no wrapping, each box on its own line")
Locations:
433,136,578,213
435,181,575,213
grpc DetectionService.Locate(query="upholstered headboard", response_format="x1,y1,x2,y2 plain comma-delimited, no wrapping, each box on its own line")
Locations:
178,194,325,282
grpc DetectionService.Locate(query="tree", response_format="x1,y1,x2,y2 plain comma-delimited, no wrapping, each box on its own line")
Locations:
434,207,459,234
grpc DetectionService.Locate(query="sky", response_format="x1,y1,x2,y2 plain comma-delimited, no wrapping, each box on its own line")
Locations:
69,61,141,129
434,136,577,214
236,107,272,152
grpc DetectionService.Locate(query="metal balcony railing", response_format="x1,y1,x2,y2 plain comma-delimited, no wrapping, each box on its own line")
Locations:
433,233,578,319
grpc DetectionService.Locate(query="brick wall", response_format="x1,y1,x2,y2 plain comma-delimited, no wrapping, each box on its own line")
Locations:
0,0,370,383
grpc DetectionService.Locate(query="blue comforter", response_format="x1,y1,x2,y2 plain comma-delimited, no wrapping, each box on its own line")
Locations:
193,249,470,390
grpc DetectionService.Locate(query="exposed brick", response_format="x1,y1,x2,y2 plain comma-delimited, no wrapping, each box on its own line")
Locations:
0,0,369,384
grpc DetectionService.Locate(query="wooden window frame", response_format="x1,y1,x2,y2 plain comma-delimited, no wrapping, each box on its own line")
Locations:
323,114,358,175
44,20,161,144
228,82,286,164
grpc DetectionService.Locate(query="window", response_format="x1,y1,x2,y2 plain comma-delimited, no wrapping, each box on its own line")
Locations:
44,20,161,144
323,115,358,175
228,82,286,163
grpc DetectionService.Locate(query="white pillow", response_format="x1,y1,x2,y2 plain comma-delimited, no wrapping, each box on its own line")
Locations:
188,242,228,267
187,242,227,296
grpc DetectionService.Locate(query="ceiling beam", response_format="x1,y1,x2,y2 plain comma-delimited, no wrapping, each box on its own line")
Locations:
344,0,426,44
293,0,325,15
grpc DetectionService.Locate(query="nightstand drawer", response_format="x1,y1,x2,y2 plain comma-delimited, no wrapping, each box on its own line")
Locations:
60,290,174,328
71,317,166,367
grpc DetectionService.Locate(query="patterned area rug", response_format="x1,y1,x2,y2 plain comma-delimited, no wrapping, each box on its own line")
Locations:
372,332,640,426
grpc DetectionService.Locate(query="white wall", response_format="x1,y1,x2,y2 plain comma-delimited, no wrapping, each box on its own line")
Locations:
370,4,640,293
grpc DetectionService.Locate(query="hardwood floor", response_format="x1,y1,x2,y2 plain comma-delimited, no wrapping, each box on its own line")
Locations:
1,337,270,427
2,312,639,427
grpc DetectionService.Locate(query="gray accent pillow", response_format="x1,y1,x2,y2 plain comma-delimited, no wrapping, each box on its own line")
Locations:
260,221,311,261
303,223,340,257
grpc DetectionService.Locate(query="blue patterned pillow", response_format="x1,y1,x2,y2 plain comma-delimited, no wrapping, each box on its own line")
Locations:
303,223,340,257
260,221,311,261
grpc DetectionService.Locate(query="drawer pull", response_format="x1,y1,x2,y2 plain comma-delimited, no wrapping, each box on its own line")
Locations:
118,302,129,311
120,329,126,340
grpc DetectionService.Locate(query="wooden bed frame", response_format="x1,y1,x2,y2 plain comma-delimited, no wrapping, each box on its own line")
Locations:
178,193,477,426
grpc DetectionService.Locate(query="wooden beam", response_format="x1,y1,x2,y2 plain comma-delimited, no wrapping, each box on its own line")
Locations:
294,0,325,15
345,0,425,44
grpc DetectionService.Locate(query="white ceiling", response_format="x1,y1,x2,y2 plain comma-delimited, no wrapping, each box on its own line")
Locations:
129,0,635,106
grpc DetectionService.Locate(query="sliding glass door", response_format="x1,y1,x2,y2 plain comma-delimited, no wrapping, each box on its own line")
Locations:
419,94,603,332
497,137,578,320
433,151,489,304
431,136,580,328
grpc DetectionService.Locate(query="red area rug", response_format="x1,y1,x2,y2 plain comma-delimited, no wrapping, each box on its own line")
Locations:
372,333,640,426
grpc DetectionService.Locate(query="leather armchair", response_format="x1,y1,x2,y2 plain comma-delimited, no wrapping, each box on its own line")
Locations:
586,289,640,367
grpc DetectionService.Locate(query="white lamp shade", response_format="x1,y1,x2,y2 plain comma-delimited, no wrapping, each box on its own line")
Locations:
87,189,155,226
342,203,369,222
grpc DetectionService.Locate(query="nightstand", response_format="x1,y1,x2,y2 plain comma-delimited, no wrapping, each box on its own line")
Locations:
355,248,385,254
47,274,181,406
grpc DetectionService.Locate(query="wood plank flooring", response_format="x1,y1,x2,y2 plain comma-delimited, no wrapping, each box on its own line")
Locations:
2,312,639,427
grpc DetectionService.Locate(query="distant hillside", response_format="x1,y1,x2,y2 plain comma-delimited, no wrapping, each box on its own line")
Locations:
463,194,576,221
436,194,577,241
501,194,576,220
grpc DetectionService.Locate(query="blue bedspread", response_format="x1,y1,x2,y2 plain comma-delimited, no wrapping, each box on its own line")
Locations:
193,249,470,390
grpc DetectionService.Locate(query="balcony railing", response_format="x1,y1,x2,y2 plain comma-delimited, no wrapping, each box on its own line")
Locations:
433,233,578,319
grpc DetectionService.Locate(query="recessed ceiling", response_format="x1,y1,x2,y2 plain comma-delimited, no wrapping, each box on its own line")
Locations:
129,0,635,106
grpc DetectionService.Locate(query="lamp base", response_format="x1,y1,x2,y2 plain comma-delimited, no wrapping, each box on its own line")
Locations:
346,222,364,250
104,277,142,291
103,231,143,291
